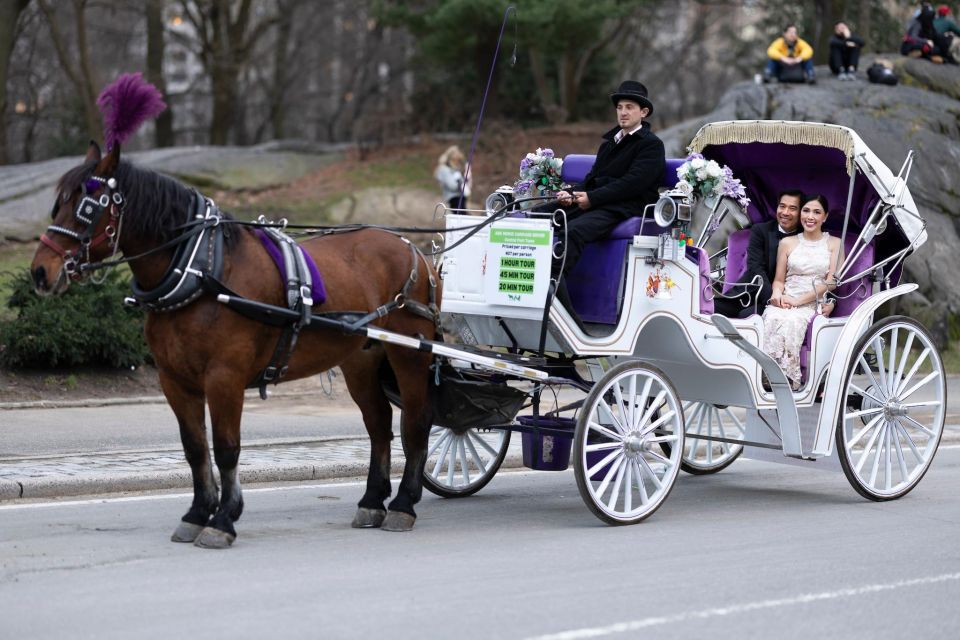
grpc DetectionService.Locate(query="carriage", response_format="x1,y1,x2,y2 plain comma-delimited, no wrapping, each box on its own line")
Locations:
423,119,945,524
31,104,946,543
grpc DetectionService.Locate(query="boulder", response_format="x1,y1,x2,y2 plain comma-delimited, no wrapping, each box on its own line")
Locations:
660,56,960,347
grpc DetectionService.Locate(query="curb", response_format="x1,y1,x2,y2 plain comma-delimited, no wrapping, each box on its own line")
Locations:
0,389,335,410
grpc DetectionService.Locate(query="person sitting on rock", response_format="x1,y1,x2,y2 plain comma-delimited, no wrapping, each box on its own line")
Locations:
764,24,816,84
934,5,960,63
902,4,951,63
829,22,866,79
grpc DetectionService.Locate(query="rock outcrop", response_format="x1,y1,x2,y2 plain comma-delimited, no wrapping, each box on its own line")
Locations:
660,56,960,346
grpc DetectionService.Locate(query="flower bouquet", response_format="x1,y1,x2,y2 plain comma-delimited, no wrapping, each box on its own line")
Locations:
674,153,750,211
513,147,564,200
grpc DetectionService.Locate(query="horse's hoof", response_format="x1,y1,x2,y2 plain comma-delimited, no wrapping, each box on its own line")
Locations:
171,521,205,543
193,526,236,549
351,507,387,528
380,511,416,532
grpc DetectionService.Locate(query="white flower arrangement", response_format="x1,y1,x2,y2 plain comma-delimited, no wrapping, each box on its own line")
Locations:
675,153,750,210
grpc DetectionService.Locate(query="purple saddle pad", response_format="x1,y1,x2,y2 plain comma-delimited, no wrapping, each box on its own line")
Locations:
254,229,326,305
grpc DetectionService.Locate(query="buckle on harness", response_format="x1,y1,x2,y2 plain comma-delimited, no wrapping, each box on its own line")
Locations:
300,285,313,308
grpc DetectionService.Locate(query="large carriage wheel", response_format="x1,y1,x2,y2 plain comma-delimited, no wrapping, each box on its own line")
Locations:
573,361,684,525
836,316,946,501
678,402,745,474
421,424,511,498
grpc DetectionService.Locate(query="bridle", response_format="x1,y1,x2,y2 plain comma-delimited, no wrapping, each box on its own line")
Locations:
41,175,125,282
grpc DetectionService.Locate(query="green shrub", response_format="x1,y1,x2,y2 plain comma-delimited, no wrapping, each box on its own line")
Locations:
0,270,149,369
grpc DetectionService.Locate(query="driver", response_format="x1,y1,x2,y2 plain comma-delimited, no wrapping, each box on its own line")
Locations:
552,80,665,326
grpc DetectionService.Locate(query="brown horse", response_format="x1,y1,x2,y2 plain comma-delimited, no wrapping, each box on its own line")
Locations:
30,142,440,547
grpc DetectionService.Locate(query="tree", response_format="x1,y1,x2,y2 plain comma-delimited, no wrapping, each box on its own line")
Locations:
0,0,31,165
35,0,103,143
174,0,277,145
146,0,174,147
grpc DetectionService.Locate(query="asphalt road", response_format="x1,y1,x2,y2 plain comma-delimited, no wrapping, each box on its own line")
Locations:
2,447,959,640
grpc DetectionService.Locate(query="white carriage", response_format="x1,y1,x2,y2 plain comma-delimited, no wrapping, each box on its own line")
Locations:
426,120,945,525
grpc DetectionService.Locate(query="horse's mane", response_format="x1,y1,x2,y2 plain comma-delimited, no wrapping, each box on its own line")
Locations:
58,159,239,248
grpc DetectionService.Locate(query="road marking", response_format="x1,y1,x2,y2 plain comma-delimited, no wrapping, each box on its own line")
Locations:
524,572,960,640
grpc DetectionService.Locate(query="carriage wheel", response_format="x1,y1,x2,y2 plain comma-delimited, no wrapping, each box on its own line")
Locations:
678,402,745,475
573,361,684,525
421,425,511,498
836,316,946,501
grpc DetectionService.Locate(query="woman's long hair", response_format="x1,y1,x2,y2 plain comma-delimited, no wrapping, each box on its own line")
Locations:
436,145,465,173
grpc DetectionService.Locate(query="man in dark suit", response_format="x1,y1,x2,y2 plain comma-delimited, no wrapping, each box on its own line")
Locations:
714,189,803,317
552,80,665,322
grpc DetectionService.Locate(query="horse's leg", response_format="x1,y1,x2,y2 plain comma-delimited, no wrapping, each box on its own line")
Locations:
340,351,394,528
194,375,246,549
160,373,219,543
382,346,433,532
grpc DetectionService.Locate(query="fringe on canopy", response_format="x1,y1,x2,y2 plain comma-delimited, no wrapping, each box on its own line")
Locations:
688,121,856,175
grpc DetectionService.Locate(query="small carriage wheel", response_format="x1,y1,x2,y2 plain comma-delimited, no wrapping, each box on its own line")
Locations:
835,316,946,501
419,422,511,498
674,401,745,475
573,361,684,525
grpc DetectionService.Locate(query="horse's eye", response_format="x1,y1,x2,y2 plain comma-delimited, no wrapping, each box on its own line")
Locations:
50,200,59,220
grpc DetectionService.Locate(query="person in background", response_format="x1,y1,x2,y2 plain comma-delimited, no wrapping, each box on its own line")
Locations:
435,145,471,210
902,4,950,63
829,22,866,80
764,24,816,84
934,5,960,63
762,194,841,390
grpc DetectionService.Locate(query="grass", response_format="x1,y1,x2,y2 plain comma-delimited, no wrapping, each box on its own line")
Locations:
0,243,36,321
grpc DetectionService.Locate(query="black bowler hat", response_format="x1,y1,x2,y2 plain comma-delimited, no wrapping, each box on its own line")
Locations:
610,80,654,115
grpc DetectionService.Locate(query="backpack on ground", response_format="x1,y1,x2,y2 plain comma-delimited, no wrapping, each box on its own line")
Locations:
867,62,898,85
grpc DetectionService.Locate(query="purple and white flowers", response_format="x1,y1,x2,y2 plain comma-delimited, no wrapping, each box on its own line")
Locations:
514,147,564,198
675,153,750,211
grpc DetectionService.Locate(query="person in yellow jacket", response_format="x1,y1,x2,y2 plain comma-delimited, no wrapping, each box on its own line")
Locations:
764,24,816,84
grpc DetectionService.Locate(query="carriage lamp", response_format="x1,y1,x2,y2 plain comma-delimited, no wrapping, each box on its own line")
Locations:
485,187,515,214
653,189,692,227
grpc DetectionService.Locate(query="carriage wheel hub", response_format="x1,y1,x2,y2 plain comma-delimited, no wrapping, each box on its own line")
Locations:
884,401,907,419
624,433,646,456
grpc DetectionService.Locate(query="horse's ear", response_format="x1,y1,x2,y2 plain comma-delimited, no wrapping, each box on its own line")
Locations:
85,141,102,164
99,142,121,176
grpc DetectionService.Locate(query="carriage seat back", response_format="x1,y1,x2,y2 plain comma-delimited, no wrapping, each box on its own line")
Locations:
563,156,683,324
721,229,752,295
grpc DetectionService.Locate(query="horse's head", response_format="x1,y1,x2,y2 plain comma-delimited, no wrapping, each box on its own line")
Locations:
31,141,125,295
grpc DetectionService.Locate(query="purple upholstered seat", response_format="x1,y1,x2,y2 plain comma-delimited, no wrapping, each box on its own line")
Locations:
721,229,753,295
563,155,684,324
687,246,714,315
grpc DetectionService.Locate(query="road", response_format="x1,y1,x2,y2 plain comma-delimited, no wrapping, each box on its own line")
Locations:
2,447,959,640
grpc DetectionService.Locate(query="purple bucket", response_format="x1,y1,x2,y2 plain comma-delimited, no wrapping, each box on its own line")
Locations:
517,416,574,471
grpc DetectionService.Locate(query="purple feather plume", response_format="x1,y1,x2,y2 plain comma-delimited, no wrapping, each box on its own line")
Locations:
97,72,166,150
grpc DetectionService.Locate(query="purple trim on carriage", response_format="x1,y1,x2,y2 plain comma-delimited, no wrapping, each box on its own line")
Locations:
561,155,684,324
254,229,326,304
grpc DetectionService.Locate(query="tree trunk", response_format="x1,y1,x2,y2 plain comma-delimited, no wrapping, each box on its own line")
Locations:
268,0,295,139
0,0,31,165
857,0,871,52
146,0,174,147
36,0,102,143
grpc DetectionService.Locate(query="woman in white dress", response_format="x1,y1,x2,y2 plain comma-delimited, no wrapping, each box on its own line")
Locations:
435,146,471,210
763,194,842,389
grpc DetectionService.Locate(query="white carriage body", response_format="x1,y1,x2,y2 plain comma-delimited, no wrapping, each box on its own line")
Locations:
441,120,933,467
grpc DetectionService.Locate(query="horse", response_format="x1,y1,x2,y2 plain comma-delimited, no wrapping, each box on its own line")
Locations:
30,141,441,547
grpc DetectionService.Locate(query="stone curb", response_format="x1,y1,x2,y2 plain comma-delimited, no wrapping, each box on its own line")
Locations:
4,452,527,500
0,389,329,410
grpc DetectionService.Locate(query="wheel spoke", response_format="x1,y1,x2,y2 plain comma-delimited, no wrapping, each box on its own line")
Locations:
892,426,910,485
641,408,677,436
872,336,889,395
854,421,885,474
588,421,625,443
899,371,941,402
446,436,457,486
887,328,899,395
847,415,883,449
458,437,471,485
632,459,649,506
845,406,884,421
705,409,715,465
646,434,679,444
633,377,654,431
637,455,664,491
427,429,451,458
606,460,627,511
431,432,454,478
893,331,916,391
470,430,501,457
687,403,706,459
849,383,886,407
900,414,937,439
894,421,925,464
868,424,887,488
858,354,885,399
585,441,624,453
464,432,489,475
884,425,893,491
636,389,667,432
587,448,623,478
895,347,930,397
595,455,625,500
598,400,628,435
